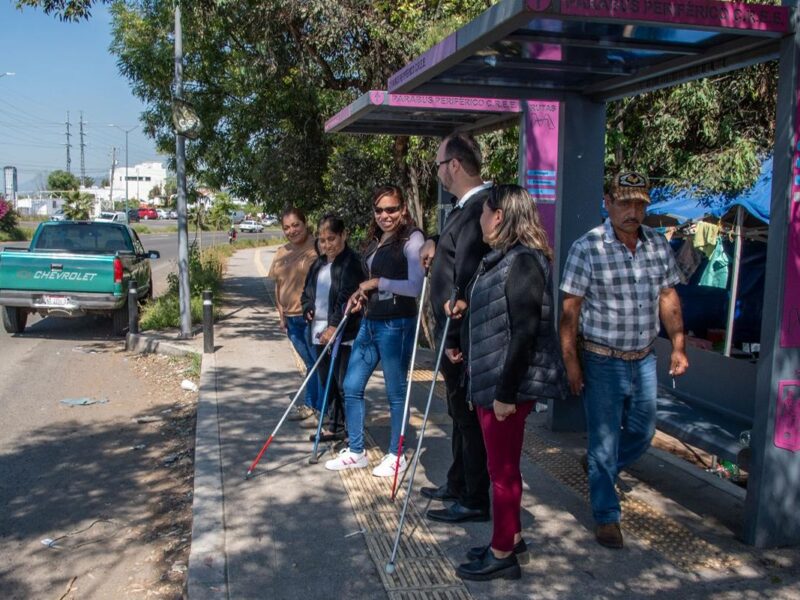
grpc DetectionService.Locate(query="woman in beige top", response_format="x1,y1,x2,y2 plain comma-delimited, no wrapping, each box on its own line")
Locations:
268,207,321,423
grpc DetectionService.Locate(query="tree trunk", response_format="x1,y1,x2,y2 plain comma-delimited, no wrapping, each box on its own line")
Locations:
392,136,425,230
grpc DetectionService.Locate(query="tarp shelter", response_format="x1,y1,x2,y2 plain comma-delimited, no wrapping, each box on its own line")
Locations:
326,0,800,547
647,157,773,354
648,156,774,225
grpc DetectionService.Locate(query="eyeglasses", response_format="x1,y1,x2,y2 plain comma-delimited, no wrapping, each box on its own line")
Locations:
373,205,402,215
435,157,455,168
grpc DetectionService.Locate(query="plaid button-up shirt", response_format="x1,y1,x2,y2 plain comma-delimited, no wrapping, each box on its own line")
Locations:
560,220,681,351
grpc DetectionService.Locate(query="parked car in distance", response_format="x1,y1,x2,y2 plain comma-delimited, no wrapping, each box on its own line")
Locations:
156,208,169,219
95,211,128,223
50,210,67,222
230,210,246,224
239,220,264,233
127,209,140,223
168,209,178,219
138,206,158,220
261,215,278,226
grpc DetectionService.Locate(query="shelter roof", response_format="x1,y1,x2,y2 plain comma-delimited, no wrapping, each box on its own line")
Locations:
325,91,522,135
387,0,792,102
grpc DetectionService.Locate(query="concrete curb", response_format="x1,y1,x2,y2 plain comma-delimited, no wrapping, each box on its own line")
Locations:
126,332,202,357
187,351,229,600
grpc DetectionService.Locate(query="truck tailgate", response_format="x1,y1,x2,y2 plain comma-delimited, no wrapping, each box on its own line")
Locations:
0,251,119,295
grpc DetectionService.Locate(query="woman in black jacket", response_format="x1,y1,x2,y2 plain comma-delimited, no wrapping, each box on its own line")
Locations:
301,214,366,441
447,184,566,581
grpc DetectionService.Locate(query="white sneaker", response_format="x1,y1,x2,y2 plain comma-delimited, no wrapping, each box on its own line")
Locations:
325,448,368,471
372,453,407,478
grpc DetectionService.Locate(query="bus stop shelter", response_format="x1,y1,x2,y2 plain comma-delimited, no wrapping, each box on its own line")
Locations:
325,0,800,548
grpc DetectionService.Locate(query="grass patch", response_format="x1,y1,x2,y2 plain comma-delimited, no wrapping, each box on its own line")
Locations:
0,227,34,242
167,354,201,379
132,225,153,235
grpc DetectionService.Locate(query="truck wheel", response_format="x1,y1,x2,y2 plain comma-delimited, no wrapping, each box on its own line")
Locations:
145,278,154,303
112,303,128,336
2,306,28,334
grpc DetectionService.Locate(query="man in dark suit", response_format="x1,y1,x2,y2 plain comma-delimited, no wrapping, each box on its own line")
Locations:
420,132,492,523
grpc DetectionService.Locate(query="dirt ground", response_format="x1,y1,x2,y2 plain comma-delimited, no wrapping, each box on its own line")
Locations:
124,352,198,599
0,348,198,600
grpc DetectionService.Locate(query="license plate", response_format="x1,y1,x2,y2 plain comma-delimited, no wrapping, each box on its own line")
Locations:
42,295,70,306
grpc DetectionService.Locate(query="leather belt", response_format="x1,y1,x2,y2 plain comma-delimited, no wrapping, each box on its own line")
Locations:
579,338,653,361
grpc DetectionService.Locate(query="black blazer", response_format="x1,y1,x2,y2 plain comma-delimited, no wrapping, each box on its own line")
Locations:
301,245,366,342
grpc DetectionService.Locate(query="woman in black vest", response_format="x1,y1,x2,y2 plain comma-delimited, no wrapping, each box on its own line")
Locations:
447,184,566,581
324,185,425,478
301,214,366,441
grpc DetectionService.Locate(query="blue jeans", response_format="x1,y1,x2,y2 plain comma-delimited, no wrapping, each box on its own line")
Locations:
582,350,657,525
285,316,321,411
343,317,415,454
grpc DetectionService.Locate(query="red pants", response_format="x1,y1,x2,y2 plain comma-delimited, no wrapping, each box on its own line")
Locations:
476,402,533,552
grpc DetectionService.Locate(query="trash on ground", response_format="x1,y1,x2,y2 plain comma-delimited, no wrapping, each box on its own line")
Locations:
60,397,109,407
41,538,58,548
136,415,163,424
170,561,188,573
72,346,97,354
132,444,147,451
344,529,366,539
163,452,182,465
181,379,198,392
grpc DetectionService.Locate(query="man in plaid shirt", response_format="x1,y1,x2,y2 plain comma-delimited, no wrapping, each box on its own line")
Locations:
559,171,689,550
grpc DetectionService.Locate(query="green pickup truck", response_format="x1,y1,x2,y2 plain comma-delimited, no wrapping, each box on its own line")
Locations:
0,221,160,335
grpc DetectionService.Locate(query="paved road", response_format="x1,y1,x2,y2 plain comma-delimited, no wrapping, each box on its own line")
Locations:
0,227,275,597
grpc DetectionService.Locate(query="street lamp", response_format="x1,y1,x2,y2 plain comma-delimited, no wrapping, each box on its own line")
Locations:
108,123,140,216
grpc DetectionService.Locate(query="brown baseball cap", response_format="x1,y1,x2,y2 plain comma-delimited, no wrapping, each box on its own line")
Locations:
610,171,651,203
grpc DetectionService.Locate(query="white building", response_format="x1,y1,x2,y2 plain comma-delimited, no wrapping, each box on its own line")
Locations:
110,161,168,204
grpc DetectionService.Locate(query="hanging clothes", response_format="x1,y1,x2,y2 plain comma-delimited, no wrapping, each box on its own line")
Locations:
675,239,703,284
693,221,720,258
699,240,731,289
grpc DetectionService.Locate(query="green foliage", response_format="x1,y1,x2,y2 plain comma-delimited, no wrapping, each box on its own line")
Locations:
207,193,235,230
27,0,779,214
47,170,80,192
62,191,94,220
606,61,777,199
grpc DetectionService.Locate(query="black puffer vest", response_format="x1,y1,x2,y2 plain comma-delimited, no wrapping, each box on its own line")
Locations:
362,228,421,320
468,245,567,408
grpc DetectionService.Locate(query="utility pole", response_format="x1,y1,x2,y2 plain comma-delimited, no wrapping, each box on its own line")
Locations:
65,111,72,174
79,111,86,186
175,3,192,338
109,147,116,212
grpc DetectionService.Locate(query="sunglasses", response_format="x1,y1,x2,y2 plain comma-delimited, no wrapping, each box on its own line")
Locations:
374,205,402,215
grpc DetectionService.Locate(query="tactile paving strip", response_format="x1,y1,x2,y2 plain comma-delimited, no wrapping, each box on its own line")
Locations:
337,442,471,597
522,429,743,572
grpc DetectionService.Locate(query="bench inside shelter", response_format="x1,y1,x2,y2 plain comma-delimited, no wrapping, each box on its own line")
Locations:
654,338,755,465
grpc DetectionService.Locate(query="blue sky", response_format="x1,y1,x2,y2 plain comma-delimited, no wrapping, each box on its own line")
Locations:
0,3,162,191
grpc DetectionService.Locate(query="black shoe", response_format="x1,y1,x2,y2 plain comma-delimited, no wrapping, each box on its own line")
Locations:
420,485,458,501
466,538,528,564
308,430,346,442
456,551,521,581
426,502,490,523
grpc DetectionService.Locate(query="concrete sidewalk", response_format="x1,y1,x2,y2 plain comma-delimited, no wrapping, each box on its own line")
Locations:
186,247,800,600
